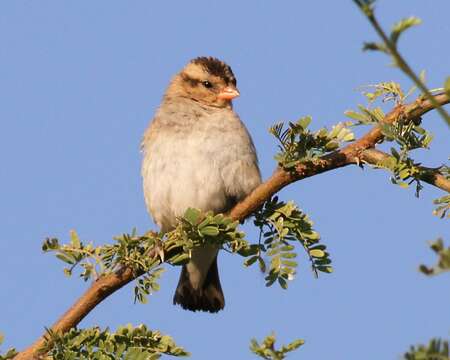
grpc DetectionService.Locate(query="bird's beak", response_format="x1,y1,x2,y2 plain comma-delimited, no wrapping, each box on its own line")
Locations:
217,86,240,100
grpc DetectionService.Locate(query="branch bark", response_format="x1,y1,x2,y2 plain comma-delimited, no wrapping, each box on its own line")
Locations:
15,93,449,360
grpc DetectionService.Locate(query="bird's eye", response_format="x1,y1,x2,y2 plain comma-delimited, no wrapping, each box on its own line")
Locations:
202,80,213,89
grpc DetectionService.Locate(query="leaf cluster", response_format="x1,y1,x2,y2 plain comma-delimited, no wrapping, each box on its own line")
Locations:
345,104,385,126
433,194,450,219
391,17,422,47
375,147,428,196
345,78,428,126
168,208,248,256
365,81,410,104
250,333,304,360
363,16,421,57
419,238,450,277
42,230,165,304
39,209,323,358
404,338,449,360
44,324,189,360
42,208,251,304
380,118,433,154
346,80,442,199
270,116,354,169
250,197,332,288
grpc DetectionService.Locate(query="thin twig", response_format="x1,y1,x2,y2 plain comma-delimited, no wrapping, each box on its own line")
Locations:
354,1,450,127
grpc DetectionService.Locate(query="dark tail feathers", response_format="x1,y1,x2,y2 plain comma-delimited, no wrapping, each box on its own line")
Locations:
173,256,225,313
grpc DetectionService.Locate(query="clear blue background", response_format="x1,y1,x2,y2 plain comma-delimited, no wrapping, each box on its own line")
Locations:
1,1,449,359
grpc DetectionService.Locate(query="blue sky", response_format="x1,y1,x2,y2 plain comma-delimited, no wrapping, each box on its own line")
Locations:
1,1,449,359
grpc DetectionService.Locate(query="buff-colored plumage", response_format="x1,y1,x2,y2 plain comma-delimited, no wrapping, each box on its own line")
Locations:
141,57,261,312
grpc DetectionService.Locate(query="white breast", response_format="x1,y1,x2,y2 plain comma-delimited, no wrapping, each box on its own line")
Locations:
141,100,260,232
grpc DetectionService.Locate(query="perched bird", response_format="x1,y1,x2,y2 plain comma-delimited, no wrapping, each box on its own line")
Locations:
141,57,261,312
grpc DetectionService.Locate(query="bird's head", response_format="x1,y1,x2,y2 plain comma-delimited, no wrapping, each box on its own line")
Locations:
166,57,239,108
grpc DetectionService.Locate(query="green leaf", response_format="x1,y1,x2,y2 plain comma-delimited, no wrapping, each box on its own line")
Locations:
237,244,260,257
271,256,281,271
42,237,60,252
281,260,298,268
363,42,389,53
258,257,267,273
302,231,320,241
250,333,304,360
278,277,288,289
391,17,422,45
285,339,305,351
70,230,81,248
342,132,355,142
419,238,450,276
309,249,325,258
325,141,339,151
244,256,259,267
197,217,212,228
280,252,297,259
317,266,333,273
398,169,410,179
314,258,332,265
199,226,220,237
445,76,450,98
308,244,326,251
398,182,409,188
56,253,77,265
298,116,312,129
344,110,369,123
150,282,160,292
183,208,201,225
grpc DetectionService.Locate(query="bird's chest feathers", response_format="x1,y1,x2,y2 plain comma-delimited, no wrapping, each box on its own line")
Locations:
142,106,252,225
149,109,243,171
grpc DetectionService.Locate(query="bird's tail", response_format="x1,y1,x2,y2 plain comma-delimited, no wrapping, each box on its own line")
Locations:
173,255,225,313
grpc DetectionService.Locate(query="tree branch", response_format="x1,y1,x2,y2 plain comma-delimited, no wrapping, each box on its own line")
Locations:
15,93,449,360
231,93,449,220
361,148,450,193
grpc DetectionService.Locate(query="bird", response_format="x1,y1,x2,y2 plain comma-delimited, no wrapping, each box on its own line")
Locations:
141,57,261,312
